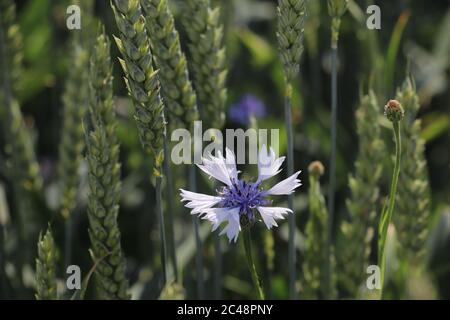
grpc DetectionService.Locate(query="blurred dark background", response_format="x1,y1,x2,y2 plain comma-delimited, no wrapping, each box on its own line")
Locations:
1,0,449,299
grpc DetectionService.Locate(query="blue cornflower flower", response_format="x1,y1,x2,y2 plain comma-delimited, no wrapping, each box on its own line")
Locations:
229,94,267,125
180,146,301,242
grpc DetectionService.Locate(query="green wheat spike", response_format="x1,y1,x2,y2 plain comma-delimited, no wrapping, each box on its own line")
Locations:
0,0,42,193
111,0,166,176
140,0,199,130
35,226,58,300
180,0,227,129
57,0,95,220
328,0,348,49
86,28,130,300
337,91,385,297
159,281,186,300
58,42,89,219
277,0,307,83
0,0,23,94
301,161,336,299
394,76,431,264
0,0,43,256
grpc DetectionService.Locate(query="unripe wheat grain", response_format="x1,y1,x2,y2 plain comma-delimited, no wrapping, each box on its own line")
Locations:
181,0,227,129
111,0,166,176
140,0,199,131
35,226,58,300
86,28,130,300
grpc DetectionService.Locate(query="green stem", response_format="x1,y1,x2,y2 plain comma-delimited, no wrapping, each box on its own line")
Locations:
326,46,338,299
379,120,401,298
0,224,6,297
163,137,178,282
189,164,204,299
213,226,222,300
243,228,265,300
155,175,167,285
284,83,297,299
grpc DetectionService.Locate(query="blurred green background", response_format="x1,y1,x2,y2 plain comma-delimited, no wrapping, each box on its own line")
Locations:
1,0,449,299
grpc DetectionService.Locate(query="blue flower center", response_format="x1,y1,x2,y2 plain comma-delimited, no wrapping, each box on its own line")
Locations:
218,179,270,222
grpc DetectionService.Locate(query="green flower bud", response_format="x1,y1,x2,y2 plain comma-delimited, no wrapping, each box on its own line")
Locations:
384,99,405,122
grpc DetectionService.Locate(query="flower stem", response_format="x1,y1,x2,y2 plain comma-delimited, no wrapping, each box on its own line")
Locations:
155,175,168,285
243,228,265,300
163,137,179,282
213,225,222,299
284,83,297,299
378,120,402,298
189,164,204,299
325,46,338,299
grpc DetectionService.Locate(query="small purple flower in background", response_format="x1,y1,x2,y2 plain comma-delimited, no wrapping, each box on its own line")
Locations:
180,145,301,242
229,94,267,126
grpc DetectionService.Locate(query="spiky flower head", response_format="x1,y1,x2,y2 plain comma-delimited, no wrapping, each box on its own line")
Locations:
111,0,166,176
277,0,307,83
180,146,301,242
328,0,348,48
180,0,228,129
328,0,348,18
302,160,333,299
35,227,58,300
0,0,23,93
0,1,43,261
0,0,42,193
86,28,130,300
384,99,405,123
337,91,385,296
140,0,199,131
58,44,89,219
394,76,430,263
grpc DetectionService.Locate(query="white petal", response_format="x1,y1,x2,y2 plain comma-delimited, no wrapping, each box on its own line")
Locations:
197,148,238,187
180,189,222,214
225,148,239,181
266,171,302,195
256,206,293,229
257,144,285,182
202,207,241,243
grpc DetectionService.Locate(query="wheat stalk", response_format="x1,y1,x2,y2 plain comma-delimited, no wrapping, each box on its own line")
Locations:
111,0,168,284
180,0,227,129
111,0,166,175
35,226,58,300
0,0,42,263
140,0,202,284
337,91,385,297
85,27,130,300
394,76,431,264
140,0,199,130
180,0,229,297
326,0,347,298
277,0,307,84
301,161,336,299
58,43,89,220
277,0,307,299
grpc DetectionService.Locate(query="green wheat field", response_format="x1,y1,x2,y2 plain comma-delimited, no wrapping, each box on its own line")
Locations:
0,0,449,300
